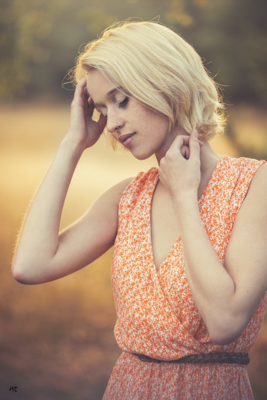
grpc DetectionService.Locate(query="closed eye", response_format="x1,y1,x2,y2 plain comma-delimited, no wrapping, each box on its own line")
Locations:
98,96,129,120
118,96,129,108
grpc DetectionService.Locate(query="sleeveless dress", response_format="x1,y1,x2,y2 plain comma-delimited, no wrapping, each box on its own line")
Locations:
103,156,267,400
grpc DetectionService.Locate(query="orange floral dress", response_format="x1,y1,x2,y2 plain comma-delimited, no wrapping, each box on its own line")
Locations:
103,156,267,400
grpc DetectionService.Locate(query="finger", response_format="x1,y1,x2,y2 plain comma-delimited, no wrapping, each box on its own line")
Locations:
180,144,189,159
186,146,190,159
76,77,87,90
98,113,107,132
172,134,203,150
78,76,87,86
181,145,191,159
73,77,87,102
171,135,189,152
189,130,200,160
86,96,95,118
83,84,89,99
169,135,190,161
181,145,187,158
171,134,203,159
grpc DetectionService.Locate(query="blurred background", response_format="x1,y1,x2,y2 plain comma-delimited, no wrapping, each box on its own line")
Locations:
1,0,267,399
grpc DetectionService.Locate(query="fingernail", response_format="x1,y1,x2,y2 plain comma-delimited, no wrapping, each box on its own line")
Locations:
193,130,198,139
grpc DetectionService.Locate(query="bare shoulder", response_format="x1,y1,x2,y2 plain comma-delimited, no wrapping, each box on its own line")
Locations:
243,162,267,209
233,162,267,231
226,161,267,251
224,161,267,315
224,162,267,238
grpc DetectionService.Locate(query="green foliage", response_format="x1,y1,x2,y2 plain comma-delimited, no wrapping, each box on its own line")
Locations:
0,0,117,100
165,0,195,27
174,0,267,105
0,0,267,104
0,0,55,98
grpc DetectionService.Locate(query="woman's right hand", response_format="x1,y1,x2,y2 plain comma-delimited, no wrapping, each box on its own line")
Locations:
67,77,107,150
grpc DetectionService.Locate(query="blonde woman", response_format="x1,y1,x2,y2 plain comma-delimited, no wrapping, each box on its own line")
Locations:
12,21,267,400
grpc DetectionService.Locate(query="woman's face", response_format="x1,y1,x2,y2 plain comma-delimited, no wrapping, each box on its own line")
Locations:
86,69,176,161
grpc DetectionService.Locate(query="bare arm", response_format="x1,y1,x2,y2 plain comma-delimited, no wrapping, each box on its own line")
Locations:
159,132,267,345
12,78,131,284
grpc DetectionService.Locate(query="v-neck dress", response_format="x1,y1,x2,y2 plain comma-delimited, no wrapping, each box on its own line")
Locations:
103,156,267,400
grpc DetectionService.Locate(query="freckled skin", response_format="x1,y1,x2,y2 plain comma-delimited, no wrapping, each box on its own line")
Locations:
86,69,178,162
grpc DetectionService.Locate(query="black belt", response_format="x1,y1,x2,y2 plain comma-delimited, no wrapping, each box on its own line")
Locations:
135,352,250,365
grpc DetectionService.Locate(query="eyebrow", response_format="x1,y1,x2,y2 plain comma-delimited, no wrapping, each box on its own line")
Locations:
93,87,123,108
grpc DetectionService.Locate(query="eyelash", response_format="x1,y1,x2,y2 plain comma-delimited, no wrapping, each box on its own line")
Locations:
118,96,129,108
103,96,129,120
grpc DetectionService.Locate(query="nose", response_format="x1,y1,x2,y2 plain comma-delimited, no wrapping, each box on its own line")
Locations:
106,115,125,136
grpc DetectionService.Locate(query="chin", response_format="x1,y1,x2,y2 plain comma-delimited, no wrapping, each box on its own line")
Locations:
130,149,155,161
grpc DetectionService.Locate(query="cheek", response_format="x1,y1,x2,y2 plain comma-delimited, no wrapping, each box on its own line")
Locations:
132,101,169,134
147,112,169,134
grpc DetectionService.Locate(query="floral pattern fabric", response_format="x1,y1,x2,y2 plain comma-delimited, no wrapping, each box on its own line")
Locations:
103,156,267,400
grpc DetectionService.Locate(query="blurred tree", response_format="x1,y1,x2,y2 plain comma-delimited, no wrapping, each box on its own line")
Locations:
0,0,55,99
0,0,117,101
164,0,267,105
0,0,267,105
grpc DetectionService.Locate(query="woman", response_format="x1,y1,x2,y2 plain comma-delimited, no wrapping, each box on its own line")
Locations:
12,21,267,400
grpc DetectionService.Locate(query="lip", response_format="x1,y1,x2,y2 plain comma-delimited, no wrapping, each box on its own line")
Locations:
118,132,136,147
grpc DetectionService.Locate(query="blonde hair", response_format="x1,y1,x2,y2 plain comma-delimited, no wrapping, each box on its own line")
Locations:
73,20,225,141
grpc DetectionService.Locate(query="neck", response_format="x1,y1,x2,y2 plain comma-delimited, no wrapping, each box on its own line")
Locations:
155,134,221,200
198,142,221,199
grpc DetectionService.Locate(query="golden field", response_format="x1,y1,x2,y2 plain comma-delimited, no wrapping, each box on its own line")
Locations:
0,103,267,400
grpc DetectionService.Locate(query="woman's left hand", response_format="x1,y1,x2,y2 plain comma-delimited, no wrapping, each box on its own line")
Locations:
158,130,202,200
